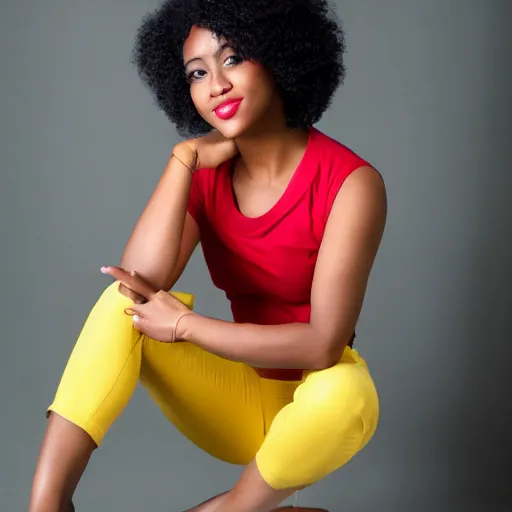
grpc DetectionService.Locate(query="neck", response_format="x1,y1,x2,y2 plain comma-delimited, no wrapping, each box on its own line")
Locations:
234,123,310,182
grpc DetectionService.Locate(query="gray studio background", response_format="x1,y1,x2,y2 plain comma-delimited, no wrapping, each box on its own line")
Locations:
1,0,511,510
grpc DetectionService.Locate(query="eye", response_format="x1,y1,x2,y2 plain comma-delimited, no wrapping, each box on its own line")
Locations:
186,55,244,83
225,55,244,67
187,69,206,83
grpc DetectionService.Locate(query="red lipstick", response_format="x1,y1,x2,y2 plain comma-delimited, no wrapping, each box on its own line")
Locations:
214,98,243,120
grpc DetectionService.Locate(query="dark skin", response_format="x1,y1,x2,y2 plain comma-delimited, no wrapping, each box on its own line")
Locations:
29,26,308,510
30,26,385,512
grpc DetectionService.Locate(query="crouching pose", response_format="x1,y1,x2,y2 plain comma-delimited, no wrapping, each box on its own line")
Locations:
29,0,387,510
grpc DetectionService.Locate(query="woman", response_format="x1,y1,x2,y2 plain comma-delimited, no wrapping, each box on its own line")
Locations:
29,0,387,510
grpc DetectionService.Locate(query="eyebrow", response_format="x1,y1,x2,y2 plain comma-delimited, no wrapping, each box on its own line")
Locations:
184,42,231,68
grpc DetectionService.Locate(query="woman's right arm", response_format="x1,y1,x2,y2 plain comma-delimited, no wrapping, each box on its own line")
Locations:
116,131,238,293
119,143,198,292
165,211,200,289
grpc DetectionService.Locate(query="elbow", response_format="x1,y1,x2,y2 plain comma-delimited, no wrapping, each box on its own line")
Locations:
118,260,172,292
310,341,344,370
312,354,339,371
309,327,356,369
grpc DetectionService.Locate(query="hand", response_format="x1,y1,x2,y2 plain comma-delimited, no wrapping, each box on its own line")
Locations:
175,130,239,171
101,266,195,342
101,266,156,304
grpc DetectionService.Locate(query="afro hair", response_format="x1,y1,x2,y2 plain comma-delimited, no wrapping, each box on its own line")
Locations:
131,0,346,137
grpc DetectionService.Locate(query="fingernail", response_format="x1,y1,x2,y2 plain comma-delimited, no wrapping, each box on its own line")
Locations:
133,315,140,322
101,266,107,273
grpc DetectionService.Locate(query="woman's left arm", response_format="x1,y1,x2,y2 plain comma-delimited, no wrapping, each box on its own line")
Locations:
180,166,387,370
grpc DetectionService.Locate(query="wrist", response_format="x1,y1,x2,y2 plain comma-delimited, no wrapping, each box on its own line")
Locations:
173,142,198,172
175,311,198,341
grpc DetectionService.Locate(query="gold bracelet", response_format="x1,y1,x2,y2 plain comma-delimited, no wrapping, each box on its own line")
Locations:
172,311,194,342
172,152,196,174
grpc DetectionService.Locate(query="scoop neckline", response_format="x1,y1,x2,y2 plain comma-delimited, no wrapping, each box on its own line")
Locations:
223,126,317,232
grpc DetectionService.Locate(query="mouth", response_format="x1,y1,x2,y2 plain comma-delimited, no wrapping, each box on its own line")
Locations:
214,98,243,120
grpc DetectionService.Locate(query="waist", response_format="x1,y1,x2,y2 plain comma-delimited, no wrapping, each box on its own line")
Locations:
252,367,304,381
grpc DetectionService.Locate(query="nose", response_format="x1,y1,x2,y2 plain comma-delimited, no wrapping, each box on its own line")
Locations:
210,71,232,98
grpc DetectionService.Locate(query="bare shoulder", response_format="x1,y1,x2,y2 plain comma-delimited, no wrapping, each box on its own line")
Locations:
331,165,387,223
345,165,386,190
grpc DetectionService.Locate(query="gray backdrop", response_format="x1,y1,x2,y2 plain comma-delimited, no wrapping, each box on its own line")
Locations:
2,0,511,510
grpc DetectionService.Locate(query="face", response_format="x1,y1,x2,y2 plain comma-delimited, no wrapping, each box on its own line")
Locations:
183,26,282,139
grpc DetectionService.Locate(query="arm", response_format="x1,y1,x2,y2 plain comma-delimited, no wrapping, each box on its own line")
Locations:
179,166,387,370
166,212,200,289
120,146,198,291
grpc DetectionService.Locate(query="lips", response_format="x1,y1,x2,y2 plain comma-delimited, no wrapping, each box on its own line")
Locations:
214,98,243,120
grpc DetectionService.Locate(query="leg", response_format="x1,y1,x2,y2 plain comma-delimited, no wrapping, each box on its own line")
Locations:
30,413,95,512
215,347,379,511
30,282,193,511
183,486,323,512
184,491,228,511
139,339,312,511
213,460,297,511
138,340,270,509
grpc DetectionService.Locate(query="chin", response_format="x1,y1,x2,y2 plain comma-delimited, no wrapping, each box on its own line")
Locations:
213,119,253,139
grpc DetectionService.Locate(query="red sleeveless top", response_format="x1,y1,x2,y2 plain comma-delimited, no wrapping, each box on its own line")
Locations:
187,126,371,377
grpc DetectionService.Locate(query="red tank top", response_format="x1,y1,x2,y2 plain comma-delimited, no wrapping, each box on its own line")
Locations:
187,126,371,374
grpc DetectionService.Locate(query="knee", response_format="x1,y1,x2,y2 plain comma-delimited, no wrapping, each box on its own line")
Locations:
301,367,378,429
72,281,140,348
89,281,135,319
101,280,133,303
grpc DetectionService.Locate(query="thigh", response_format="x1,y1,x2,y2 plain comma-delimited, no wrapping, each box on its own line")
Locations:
140,336,265,465
255,347,380,490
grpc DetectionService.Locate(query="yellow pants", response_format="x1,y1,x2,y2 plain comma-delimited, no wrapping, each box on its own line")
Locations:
48,281,379,490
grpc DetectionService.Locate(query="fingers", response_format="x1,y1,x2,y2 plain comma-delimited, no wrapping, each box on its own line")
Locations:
125,308,146,333
101,266,156,300
124,304,147,332
124,302,143,317
118,282,146,304
132,314,145,328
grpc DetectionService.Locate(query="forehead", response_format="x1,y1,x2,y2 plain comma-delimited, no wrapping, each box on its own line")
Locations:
182,26,226,61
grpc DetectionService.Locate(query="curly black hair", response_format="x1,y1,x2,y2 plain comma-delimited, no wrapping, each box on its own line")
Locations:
131,0,346,137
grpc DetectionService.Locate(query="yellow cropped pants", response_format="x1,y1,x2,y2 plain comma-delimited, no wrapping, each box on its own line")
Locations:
47,281,379,490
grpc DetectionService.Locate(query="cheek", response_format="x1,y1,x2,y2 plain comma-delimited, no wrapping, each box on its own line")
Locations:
241,63,275,101
189,86,211,121
189,87,201,111
244,61,271,85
